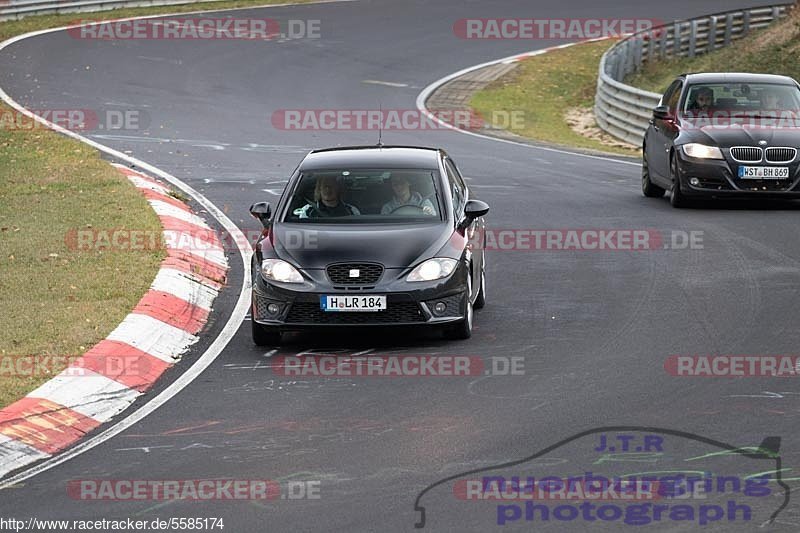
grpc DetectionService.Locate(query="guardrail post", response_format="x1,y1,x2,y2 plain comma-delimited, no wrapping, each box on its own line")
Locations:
615,52,625,80
624,41,634,77
672,22,681,57
688,20,697,57
657,27,667,59
633,37,643,71
707,15,718,51
605,54,619,79
723,13,733,46
742,10,750,35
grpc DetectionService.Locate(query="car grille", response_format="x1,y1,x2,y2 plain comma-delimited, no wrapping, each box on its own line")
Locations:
285,301,425,324
326,263,383,285
765,147,797,164
730,146,762,163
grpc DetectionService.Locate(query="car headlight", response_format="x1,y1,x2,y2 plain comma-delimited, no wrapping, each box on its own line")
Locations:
261,259,303,283
407,258,457,282
682,143,724,160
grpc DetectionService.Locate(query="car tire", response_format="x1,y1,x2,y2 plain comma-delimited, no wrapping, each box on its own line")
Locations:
252,320,281,346
473,255,486,310
669,156,691,208
444,277,473,340
642,150,666,198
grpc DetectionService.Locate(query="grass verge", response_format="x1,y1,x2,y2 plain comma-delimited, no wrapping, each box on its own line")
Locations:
0,119,164,407
625,8,800,93
0,0,315,407
468,39,640,156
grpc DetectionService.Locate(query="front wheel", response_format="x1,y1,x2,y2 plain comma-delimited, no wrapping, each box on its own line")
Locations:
642,150,666,198
473,252,486,310
669,156,691,208
444,278,473,340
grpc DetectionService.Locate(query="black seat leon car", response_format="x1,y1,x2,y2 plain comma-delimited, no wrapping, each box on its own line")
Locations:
248,145,489,345
642,72,800,207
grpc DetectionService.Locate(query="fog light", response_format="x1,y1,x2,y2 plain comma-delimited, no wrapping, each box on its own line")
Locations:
434,302,447,315
267,303,280,315
689,177,700,186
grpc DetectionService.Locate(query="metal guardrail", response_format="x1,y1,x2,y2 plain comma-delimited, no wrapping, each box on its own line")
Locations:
594,3,795,146
0,0,219,21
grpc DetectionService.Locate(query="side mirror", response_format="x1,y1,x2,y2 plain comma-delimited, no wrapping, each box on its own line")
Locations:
464,199,490,221
249,202,271,227
653,105,672,120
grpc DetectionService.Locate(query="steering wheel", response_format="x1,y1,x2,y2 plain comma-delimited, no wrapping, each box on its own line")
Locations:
390,205,426,215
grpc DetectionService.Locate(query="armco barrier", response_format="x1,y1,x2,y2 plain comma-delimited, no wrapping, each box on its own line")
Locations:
595,3,795,146
0,0,218,21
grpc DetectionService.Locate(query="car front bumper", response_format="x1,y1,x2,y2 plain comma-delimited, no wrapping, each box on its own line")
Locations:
251,262,469,328
675,149,800,198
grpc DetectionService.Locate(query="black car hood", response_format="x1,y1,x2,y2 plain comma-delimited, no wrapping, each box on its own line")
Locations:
271,223,452,269
680,120,800,148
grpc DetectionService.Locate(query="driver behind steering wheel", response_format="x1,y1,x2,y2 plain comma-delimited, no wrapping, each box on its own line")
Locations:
381,174,435,215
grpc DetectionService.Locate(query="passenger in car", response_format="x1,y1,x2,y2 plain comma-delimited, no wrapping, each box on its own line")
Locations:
297,175,361,218
687,86,714,112
762,88,782,110
381,174,435,215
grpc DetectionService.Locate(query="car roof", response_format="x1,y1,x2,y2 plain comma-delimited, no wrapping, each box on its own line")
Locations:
300,146,444,170
681,72,799,86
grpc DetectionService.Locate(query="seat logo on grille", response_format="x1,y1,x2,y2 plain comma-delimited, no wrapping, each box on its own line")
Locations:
349,269,360,278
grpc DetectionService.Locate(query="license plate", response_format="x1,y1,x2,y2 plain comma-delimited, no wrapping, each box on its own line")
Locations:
321,295,386,312
738,166,789,179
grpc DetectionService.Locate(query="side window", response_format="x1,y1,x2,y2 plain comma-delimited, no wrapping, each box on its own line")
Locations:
448,157,468,193
444,158,466,214
660,80,680,106
664,81,683,114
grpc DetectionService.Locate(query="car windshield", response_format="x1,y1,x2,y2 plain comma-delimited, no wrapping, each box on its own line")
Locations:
283,168,443,223
682,82,800,115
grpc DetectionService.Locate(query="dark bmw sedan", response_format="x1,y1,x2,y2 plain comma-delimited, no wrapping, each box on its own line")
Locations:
248,145,489,345
642,72,800,207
